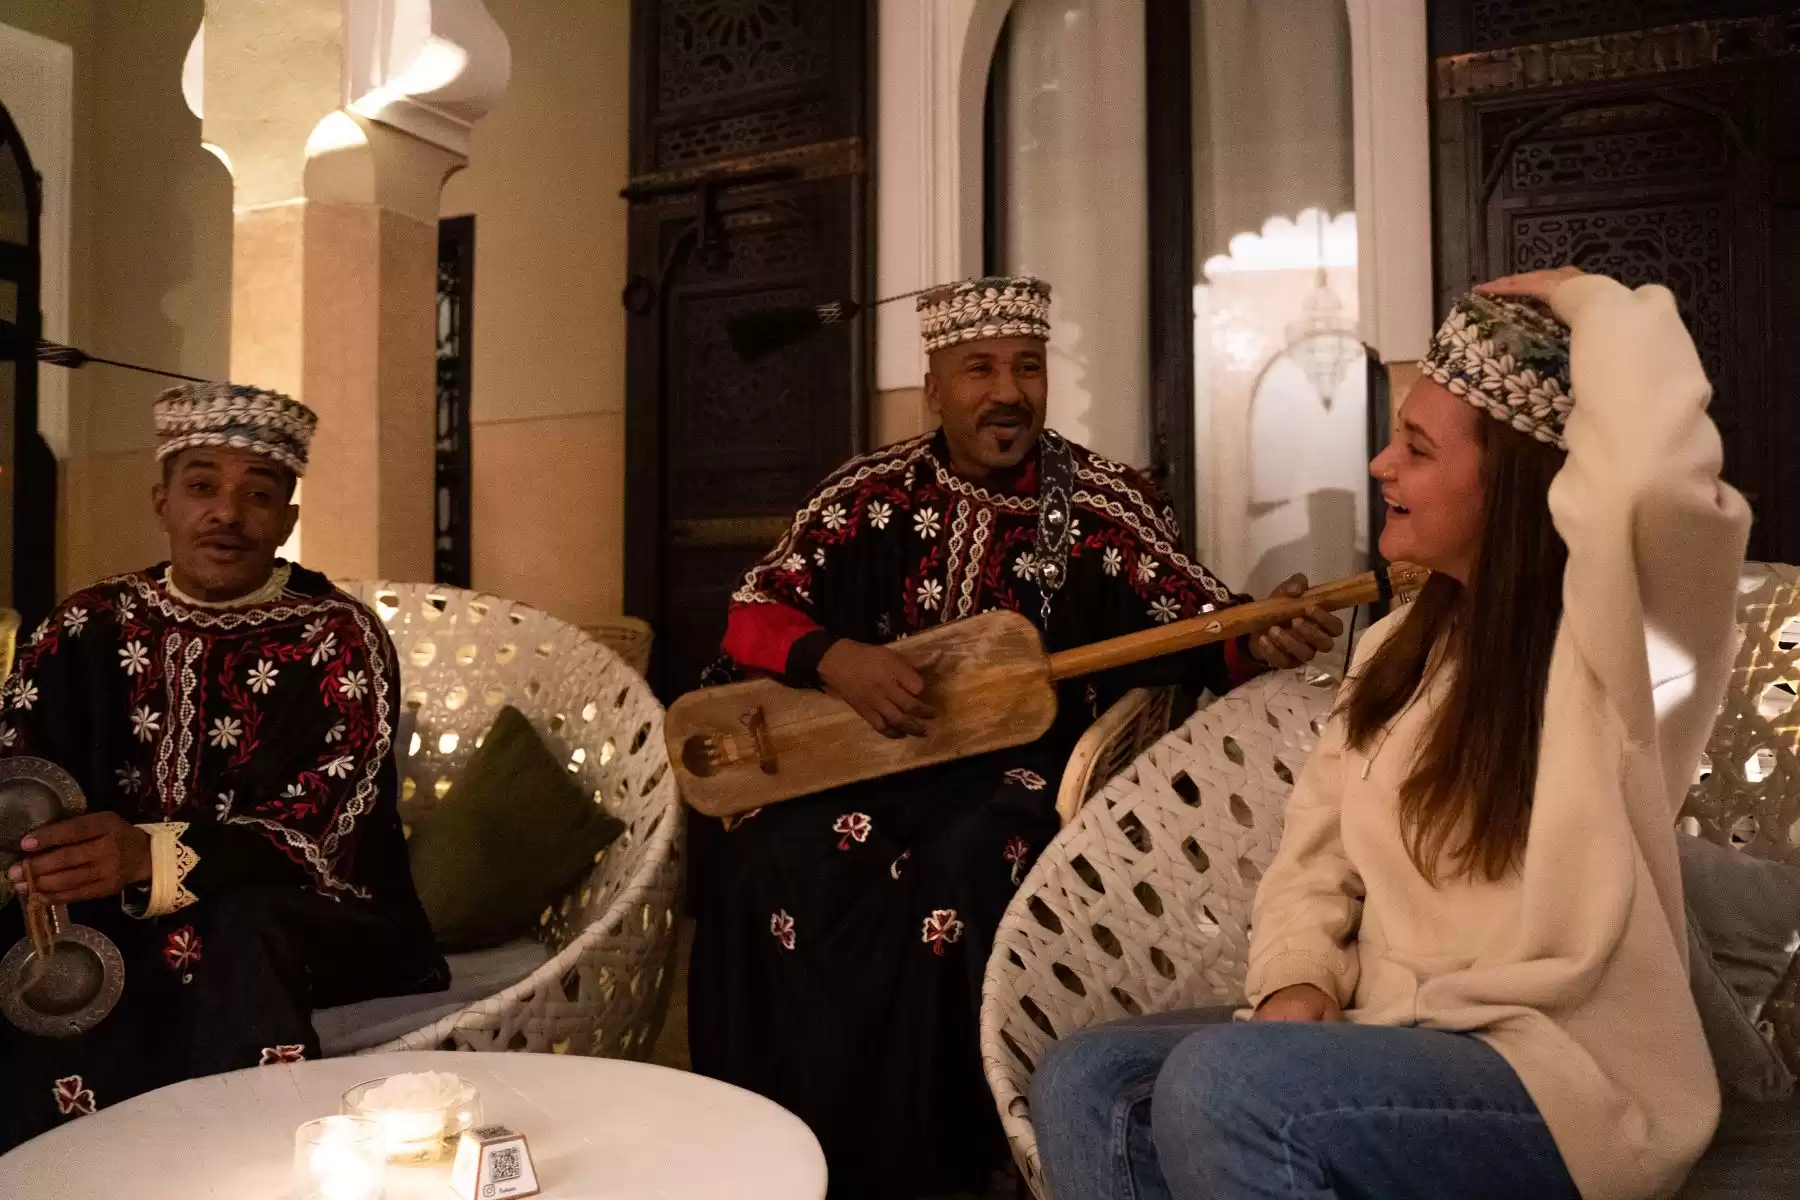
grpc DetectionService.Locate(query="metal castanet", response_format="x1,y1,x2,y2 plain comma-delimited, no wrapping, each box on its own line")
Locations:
0,757,127,1038
667,563,1428,816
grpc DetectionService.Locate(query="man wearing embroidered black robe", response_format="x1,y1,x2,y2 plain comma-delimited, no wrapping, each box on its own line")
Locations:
689,276,1343,1198
0,382,446,1151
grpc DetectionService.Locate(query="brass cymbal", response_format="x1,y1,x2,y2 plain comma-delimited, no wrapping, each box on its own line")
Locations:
0,756,126,1038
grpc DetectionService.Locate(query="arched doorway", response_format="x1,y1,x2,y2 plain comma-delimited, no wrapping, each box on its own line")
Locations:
0,98,56,630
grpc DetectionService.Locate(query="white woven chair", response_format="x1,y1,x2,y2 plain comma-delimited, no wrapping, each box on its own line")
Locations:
584,615,654,678
982,665,1338,1194
983,566,1800,1196
336,582,684,1058
1055,687,1176,826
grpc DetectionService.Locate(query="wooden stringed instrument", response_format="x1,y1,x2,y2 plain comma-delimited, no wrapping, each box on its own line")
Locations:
667,563,1427,816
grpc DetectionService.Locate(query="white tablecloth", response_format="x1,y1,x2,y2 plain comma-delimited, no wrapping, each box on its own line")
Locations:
0,1051,827,1199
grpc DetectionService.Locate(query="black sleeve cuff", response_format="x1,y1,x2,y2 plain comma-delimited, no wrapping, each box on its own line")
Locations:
784,630,840,689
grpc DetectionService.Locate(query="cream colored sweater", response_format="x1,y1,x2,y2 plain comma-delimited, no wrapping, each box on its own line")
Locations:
1244,275,1752,1200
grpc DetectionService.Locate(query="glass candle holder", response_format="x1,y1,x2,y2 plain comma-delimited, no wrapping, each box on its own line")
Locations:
342,1073,482,1164
294,1115,386,1200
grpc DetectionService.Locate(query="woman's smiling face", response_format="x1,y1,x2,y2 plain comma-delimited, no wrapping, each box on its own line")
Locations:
1370,377,1487,584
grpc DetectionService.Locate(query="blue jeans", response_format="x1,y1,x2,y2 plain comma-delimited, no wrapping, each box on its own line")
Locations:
1030,1009,1580,1200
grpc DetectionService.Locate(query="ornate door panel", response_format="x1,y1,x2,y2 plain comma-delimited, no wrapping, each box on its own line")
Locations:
1431,5,1800,561
625,0,872,698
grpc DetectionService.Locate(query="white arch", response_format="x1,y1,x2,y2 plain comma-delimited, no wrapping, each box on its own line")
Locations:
874,0,1431,392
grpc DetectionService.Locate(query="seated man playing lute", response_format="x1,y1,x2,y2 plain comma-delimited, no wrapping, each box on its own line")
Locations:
0,383,447,1151
688,276,1341,1199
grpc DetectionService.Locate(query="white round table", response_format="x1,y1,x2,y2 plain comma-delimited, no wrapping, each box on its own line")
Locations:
0,1051,827,1200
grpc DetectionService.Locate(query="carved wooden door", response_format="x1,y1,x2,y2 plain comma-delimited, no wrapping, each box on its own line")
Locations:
1431,3,1800,562
624,0,872,699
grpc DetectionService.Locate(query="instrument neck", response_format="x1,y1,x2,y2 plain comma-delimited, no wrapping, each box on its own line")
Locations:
1044,564,1423,683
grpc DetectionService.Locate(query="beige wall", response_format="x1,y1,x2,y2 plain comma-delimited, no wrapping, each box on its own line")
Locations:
441,0,630,627
5,0,633,628
1,0,231,595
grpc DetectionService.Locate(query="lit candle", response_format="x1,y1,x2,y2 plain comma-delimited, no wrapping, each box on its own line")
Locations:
343,1072,480,1163
294,1115,385,1200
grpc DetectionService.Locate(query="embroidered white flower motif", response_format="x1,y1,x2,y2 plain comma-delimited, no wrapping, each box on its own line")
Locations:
781,553,806,572
867,501,893,530
770,910,797,951
0,725,16,750
247,660,280,694
303,617,328,642
1135,557,1159,584
323,755,357,780
116,598,136,625
821,503,849,531
916,579,945,611
118,640,150,676
913,507,942,539
11,681,38,712
114,765,143,794
1102,548,1124,577
215,791,234,818
1013,552,1038,580
1067,518,1081,542
281,781,308,799
814,548,827,566
1004,836,1033,885
1150,597,1182,625
310,633,338,667
259,1045,306,1065
338,670,369,702
53,1075,96,1117
131,705,162,743
208,716,244,750
324,722,346,745
833,812,873,850
1004,768,1048,792
28,624,45,647
922,909,965,956
62,607,90,636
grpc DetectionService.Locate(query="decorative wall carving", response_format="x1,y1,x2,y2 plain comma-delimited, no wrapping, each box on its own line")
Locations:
657,101,827,166
435,216,475,588
1435,7,1800,97
1508,119,1730,190
1509,204,1729,382
657,0,831,107
1437,1,1790,55
625,0,871,698
1433,7,1800,561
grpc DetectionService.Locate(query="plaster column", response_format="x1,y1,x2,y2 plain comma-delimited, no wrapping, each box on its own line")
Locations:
187,0,508,580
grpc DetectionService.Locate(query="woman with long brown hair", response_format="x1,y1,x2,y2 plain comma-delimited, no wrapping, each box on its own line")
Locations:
1031,267,1751,1199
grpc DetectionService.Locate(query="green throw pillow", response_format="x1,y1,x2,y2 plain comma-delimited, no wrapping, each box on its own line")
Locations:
407,705,626,951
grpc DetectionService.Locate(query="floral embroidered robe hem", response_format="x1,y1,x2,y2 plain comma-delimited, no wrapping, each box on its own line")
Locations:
688,431,1261,1199
0,564,447,1152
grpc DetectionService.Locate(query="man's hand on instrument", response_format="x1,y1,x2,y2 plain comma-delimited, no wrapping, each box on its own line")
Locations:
818,640,937,739
1252,983,1343,1023
1248,574,1344,669
7,812,152,904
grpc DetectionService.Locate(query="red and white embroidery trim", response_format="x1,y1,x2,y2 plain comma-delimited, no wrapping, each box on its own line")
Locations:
1004,768,1048,792
260,1045,307,1065
770,910,797,951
